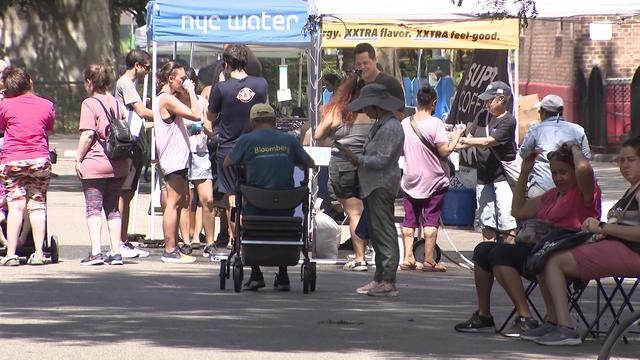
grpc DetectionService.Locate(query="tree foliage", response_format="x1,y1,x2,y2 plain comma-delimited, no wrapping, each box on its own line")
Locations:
112,0,148,26
453,0,538,27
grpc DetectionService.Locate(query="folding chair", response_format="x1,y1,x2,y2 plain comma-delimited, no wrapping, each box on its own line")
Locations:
582,277,640,341
498,279,594,334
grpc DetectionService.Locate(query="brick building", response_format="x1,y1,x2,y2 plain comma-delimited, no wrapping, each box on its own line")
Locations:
518,15,640,150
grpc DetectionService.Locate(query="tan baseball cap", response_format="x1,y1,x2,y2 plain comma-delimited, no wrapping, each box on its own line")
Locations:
250,103,275,121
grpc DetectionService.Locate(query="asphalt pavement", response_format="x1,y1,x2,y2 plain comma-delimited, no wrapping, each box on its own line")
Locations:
0,134,635,359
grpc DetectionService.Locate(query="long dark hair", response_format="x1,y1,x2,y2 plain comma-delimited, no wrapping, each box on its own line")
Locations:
321,72,358,125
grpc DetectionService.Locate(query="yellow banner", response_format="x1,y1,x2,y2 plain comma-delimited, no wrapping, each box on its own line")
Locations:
321,19,520,50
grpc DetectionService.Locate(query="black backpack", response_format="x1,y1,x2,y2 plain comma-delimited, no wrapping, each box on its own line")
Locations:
91,97,134,160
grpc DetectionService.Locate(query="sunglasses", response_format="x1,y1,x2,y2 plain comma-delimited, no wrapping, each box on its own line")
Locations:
139,63,151,71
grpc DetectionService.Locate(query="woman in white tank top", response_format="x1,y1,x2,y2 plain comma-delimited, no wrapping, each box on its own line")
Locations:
154,61,201,264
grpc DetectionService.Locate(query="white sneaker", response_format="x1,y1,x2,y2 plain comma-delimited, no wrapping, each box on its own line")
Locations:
121,241,150,258
119,243,140,259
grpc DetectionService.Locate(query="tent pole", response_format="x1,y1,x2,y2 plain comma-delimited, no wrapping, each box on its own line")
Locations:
172,42,177,59
151,40,158,243
513,48,520,143
189,42,194,66
298,52,303,108
417,49,423,85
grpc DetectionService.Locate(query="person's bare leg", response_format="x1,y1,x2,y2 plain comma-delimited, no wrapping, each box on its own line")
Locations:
163,175,188,253
340,197,366,263
227,194,236,243
542,251,580,327
475,265,494,317
423,226,439,264
5,199,26,258
401,227,415,264
537,275,557,323
195,179,216,246
26,201,47,260
494,265,532,318
179,188,192,245
118,190,135,242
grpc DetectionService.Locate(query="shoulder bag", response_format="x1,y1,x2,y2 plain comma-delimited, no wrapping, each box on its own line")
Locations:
485,113,521,186
409,115,455,177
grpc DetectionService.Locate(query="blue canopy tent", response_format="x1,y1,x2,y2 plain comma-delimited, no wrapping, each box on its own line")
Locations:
144,0,313,244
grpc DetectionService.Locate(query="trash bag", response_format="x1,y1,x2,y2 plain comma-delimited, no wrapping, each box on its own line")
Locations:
314,211,341,259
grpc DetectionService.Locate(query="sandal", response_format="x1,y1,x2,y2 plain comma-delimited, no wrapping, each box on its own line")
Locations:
422,261,446,272
0,255,19,266
27,253,47,266
400,261,417,271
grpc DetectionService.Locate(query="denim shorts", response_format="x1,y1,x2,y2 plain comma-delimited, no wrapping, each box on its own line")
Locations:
476,180,517,231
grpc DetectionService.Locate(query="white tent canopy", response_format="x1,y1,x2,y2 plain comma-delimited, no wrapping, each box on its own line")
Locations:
308,0,640,20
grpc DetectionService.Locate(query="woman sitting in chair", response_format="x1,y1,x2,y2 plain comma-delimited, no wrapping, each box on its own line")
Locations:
454,143,600,338
528,136,640,346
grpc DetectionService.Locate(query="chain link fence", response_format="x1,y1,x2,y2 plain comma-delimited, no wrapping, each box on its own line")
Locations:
34,81,86,133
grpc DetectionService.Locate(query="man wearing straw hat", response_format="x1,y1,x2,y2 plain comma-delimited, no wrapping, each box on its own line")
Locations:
336,83,405,297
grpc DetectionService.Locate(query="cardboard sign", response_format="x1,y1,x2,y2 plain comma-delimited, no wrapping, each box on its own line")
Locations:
518,94,541,144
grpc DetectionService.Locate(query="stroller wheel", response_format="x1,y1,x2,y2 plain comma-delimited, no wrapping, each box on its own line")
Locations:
219,259,227,290
412,239,442,264
309,262,317,292
302,264,311,294
49,235,60,264
233,260,243,293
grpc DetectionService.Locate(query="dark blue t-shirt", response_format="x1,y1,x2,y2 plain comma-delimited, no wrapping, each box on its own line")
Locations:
228,128,311,215
208,76,268,155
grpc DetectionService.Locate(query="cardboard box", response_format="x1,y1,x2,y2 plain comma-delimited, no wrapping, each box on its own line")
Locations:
518,94,541,144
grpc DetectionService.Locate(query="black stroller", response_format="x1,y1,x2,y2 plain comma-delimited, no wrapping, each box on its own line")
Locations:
219,167,317,294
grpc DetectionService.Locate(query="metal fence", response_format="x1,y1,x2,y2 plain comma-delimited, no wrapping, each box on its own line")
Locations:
34,81,87,133
605,78,632,146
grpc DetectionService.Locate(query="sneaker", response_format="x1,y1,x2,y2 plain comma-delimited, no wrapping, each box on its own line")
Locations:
273,272,290,292
119,243,140,259
356,281,380,294
160,249,197,264
106,253,124,265
343,260,368,272
121,241,151,259
454,311,496,333
202,244,218,258
521,321,556,341
243,277,266,291
534,325,581,346
366,280,399,297
502,316,540,338
81,253,104,266
179,243,193,255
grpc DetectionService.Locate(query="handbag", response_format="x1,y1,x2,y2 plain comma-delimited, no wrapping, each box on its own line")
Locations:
409,116,455,177
524,229,594,275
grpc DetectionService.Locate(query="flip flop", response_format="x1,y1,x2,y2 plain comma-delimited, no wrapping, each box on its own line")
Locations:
400,261,417,271
422,261,446,272
0,255,19,266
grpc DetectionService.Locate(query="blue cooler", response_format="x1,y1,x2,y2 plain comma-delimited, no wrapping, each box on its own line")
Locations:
441,188,476,226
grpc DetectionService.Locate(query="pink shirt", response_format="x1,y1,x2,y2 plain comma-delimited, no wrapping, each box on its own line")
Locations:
0,94,55,163
154,93,190,175
401,116,450,199
78,94,129,179
536,184,601,229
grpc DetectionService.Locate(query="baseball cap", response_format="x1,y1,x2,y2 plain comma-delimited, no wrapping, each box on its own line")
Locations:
250,103,275,121
478,81,512,101
535,94,564,112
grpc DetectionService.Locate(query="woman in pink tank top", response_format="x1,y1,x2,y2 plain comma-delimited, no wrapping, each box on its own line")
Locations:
154,61,201,264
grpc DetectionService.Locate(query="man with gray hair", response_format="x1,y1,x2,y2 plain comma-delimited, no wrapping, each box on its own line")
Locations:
519,94,591,197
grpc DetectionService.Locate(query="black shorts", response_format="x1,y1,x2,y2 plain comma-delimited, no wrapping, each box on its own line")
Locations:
216,153,238,195
329,159,359,199
121,145,144,191
164,168,188,180
473,242,535,280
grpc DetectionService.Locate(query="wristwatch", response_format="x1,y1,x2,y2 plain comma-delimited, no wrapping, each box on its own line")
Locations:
598,221,607,234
